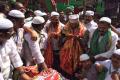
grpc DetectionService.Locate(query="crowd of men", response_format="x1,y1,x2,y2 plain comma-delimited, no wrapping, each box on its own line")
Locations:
0,1,120,80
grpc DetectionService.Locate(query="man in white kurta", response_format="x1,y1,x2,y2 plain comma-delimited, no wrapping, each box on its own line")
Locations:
0,18,30,80
23,16,47,70
8,10,25,56
84,10,98,48
90,17,118,60
43,11,64,52
96,49,120,80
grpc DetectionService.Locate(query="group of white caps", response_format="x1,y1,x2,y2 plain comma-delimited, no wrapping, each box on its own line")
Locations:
0,9,111,30
0,9,119,61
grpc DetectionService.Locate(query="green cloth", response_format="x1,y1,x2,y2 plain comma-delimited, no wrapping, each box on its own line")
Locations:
66,5,74,11
98,68,108,80
9,0,16,4
90,28,112,56
95,0,105,15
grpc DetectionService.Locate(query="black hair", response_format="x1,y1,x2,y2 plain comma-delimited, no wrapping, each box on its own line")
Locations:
31,23,44,28
10,2,23,10
0,1,9,14
7,15,24,22
0,29,10,32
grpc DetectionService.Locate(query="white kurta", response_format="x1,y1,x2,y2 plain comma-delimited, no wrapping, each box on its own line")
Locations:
12,28,24,56
24,33,45,64
0,38,23,80
85,20,98,48
0,73,4,80
38,30,48,50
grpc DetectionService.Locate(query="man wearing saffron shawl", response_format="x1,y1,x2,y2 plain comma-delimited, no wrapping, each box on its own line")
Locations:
90,17,118,61
60,14,89,77
43,11,64,71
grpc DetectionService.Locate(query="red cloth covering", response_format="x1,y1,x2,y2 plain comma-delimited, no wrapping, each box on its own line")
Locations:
44,39,53,68
24,66,62,80
60,22,86,75
36,68,62,80
24,65,39,77
44,23,62,68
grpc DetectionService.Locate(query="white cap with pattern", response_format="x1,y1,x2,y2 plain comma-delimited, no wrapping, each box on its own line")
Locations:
80,54,90,61
69,14,79,23
32,16,45,24
8,10,25,18
0,18,13,29
34,10,47,17
85,10,94,16
51,11,59,17
99,17,111,24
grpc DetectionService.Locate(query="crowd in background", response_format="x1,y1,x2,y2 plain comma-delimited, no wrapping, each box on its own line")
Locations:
0,1,120,80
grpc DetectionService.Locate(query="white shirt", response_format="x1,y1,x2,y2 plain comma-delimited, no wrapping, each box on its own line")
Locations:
24,17,33,23
38,30,48,50
94,31,118,58
24,33,45,64
117,28,120,40
96,60,120,80
0,38,23,79
0,73,4,80
23,21,32,28
85,20,98,48
85,20,98,32
12,28,24,55
24,22,48,50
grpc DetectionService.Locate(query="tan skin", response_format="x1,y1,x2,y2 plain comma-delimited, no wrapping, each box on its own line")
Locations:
12,18,24,32
15,2,26,13
16,67,33,80
75,59,93,80
98,21,110,36
111,25,120,37
111,54,120,80
24,27,38,41
65,21,81,39
84,15,93,24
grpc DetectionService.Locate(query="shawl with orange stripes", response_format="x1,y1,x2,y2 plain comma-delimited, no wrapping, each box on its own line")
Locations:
60,22,86,75
44,23,62,68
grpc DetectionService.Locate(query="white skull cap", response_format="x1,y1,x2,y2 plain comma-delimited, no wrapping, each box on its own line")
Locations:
113,49,120,56
32,16,45,24
99,17,111,24
51,11,59,17
0,18,13,29
80,54,90,61
8,10,25,18
34,10,47,17
85,10,94,16
69,14,79,23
